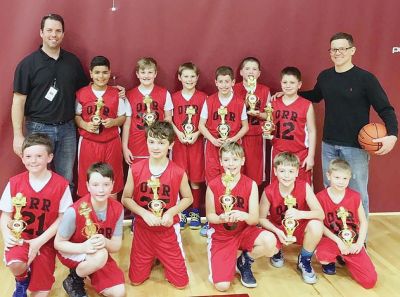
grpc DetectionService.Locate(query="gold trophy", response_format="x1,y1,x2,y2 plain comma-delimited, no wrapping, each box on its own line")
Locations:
219,172,236,213
245,75,259,112
282,194,299,244
217,106,230,140
182,105,196,141
147,176,166,217
262,103,275,140
143,95,157,126
337,207,356,245
78,202,99,239
91,97,105,134
8,193,27,243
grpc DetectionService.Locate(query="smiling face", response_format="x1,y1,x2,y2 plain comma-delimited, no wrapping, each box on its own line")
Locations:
330,38,356,70
22,145,53,175
147,135,173,160
215,74,235,97
90,65,111,90
40,19,64,51
281,74,302,98
87,172,114,203
274,164,299,188
136,67,157,87
220,151,244,177
327,169,351,192
178,69,199,91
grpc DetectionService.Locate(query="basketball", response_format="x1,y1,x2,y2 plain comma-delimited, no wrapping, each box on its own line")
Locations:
358,123,387,153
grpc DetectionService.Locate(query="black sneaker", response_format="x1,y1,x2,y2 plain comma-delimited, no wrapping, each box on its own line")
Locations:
322,262,336,275
270,249,284,268
63,269,88,297
236,251,257,288
336,255,346,266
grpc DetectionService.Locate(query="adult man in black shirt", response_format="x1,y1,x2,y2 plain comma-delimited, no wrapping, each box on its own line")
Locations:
12,14,89,187
300,32,398,217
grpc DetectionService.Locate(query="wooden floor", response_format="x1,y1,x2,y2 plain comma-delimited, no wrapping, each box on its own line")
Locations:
1,215,400,297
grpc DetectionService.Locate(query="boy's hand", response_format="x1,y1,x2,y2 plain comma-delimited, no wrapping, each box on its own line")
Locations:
337,240,350,255
3,232,23,251
247,110,260,117
285,208,302,220
83,238,98,254
228,210,249,222
142,211,162,227
25,237,44,265
219,213,229,223
187,132,200,144
123,147,134,165
176,130,187,144
90,234,106,250
275,229,288,245
114,85,126,98
101,118,116,128
161,211,174,227
271,92,284,102
348,242,363,254
211,137,225,147
302,154,315,171
85,120,100,133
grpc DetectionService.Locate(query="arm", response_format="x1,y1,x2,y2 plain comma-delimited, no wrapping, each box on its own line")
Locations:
348,203,367,254
102,115,126,128
302,104,317,171
205,186,229,224
161,173,193,227
11,92,27,156
299,77,324,103
121,169,161,226
226,119,249,143
198,117,224,147
121,117,133,165
229,181,259,225
285,184,324,220
322,225,349,255
171,118,187,144
164,109,172,123
0,211,22,251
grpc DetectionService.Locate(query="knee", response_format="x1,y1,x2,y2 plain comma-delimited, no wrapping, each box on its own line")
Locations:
260,231,278,257
90,248,108,270
9,261,27,276
306,220,324,237
215,282,230,292
360,272,377,289
102,285,126,297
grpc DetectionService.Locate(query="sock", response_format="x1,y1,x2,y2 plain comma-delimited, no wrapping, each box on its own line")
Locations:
191,187,201,209
15,270,28,282
300,247,314,259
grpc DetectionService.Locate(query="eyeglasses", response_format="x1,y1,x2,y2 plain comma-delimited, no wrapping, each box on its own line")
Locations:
328,47,353,54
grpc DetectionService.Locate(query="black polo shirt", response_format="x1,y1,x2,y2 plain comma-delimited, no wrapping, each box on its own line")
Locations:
13,47,89,124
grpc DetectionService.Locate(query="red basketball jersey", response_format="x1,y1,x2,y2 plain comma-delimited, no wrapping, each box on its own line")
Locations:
130,159,184,231
263,179,309,226
9,171,69,240
209,174,253,236
69,194,124,242
233,83,270,135
317,188,360,238
172,90,207,135
126,85,168,156
76,85,120,142
205,93,245,139
271,96,311,153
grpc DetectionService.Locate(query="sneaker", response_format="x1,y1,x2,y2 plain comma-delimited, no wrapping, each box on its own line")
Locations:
236,251,257,288
297,254,317,284
13,273,30,297
63,269,88,297
189,209,201,230
179,210,188,229
322,262,336,275
270,249,284,268
199,222,209,237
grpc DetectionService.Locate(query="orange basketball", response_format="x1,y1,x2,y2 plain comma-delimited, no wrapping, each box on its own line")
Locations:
358,123,387,153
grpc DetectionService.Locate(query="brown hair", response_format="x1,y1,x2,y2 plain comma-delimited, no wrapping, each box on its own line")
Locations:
22,133,53,154
146,121,175,144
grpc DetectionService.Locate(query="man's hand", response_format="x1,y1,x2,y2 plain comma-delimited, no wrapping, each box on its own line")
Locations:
374,135,397,155
123,147,134,165
114,85,126,98
13,135,25,156
270,92,284,102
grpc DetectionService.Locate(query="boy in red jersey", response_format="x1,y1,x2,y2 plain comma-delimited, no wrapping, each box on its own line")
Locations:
315,159,377,288
206,142,278,291
122,121,193,288
260,152,324,284
122,57,173,165
55,162,125,297
233,57,271,185
0,133,72,297
171,62,207,230
271,67,316,185
75,56,126,197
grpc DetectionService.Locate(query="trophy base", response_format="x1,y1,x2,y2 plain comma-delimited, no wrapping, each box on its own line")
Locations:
285,235,297,245
262,134,274,140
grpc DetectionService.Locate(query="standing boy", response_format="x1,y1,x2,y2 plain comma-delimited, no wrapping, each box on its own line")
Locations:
206,142,278,291
233,57,271,185
122,57,173,165
75,56,126,197
271,67,316,184
55,162,126,297
315,159,377,289
171,62,207,229
122,121,193,288
259,152,324,284
0,133,72,297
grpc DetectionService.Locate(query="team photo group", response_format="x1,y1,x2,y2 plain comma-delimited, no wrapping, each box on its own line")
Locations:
0,12,398,297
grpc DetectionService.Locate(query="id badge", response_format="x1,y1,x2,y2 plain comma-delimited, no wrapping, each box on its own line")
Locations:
45,86,58,101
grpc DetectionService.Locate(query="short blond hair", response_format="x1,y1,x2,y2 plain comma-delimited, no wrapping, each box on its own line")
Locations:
178,62,199,76
136,57,157,72
328,159,352,174
273,152,300,169
219,142,244,158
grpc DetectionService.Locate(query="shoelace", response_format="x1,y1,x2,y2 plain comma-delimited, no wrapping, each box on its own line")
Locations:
15,278,29,294
189,212,200,222
241,254,255,278
180,213,187,223
301,257,312,273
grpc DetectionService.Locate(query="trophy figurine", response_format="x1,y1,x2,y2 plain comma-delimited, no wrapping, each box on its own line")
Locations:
245,75,259,112
219,171,236,213
147,176,166,217
143,95,157,126
8,192,27,242
262,103,275,140
91,97,105,134
337,206,356,245
78,202,99,239
182,105,196,141
217,106,231,140
282,194,299,244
